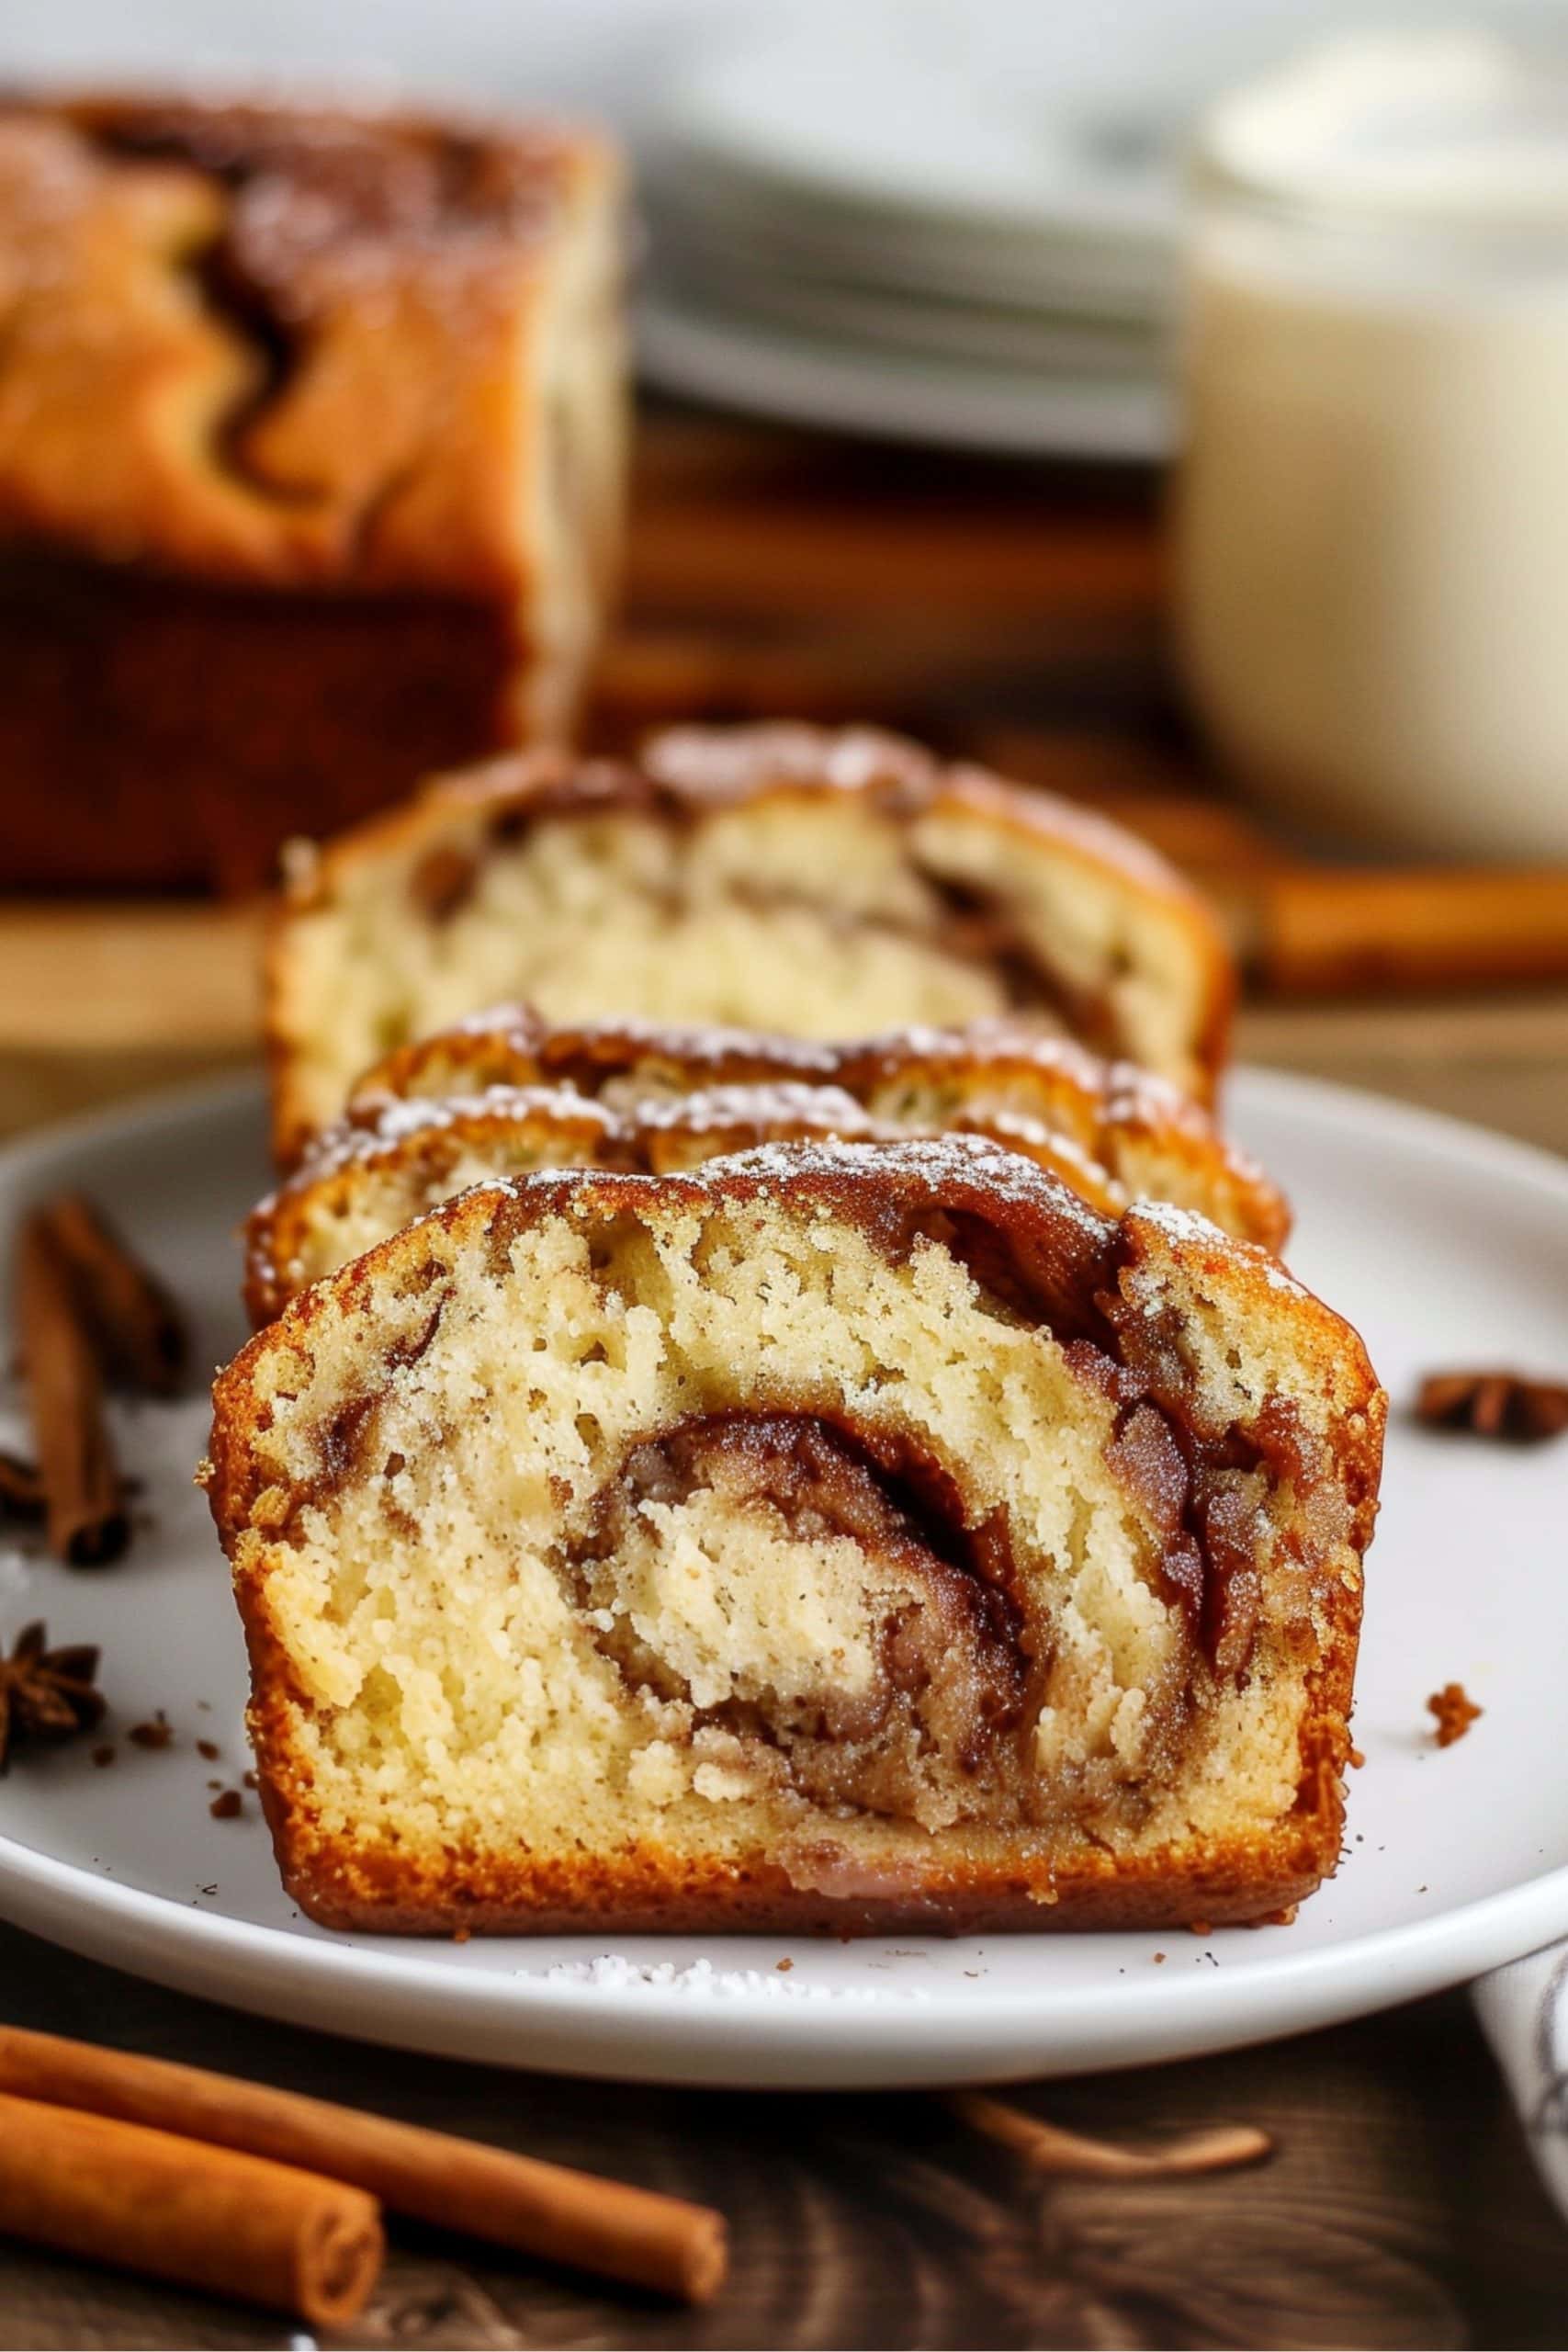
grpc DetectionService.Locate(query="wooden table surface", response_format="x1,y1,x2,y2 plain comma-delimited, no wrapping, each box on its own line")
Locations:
3,403,1568,2349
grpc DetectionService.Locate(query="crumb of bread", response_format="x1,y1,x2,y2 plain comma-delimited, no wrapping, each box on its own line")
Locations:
1427,1682,1482,1747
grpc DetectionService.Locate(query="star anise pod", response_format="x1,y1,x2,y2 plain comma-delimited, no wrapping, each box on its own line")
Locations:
1416,1370,1568,1443
0,1621,105,1772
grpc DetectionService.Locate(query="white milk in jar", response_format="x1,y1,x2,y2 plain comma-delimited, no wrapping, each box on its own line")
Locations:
1174,36,1568,860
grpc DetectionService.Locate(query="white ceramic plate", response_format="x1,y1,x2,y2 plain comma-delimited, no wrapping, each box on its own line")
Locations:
2,1069,1565,2089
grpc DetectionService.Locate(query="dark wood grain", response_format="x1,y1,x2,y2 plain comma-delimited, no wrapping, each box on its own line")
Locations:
0,1922,1564,2350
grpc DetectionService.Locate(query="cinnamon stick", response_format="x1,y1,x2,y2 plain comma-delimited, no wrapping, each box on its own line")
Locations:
0,1450,45,1519
0,2090,382,2327
1252,866,1568,995
0,2027,728,2304
39,1194,187,1396
949,2090,1270,2178
14,1213,129,1565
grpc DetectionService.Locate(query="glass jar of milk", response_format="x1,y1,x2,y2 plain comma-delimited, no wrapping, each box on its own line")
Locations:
1174,36,1568,861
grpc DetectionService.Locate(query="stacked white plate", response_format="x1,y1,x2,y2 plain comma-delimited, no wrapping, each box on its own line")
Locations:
639,2,1178,458
637,0,1563,458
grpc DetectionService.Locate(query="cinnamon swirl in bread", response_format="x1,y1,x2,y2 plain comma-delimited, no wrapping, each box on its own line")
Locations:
266,724,1234,1160
246,1015,1286,1324
0,92,626,890
205,1138,1382,1936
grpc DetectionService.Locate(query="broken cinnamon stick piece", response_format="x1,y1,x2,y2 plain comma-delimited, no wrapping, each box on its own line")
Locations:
39,1195,187,1396
0,2091,382,2328
0,1450,45,1520
948,2090,1271,2178
14,1213,129,1566
0,2027,727,2304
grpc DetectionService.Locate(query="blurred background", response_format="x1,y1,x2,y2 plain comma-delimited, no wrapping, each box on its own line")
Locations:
6,0,1568,1151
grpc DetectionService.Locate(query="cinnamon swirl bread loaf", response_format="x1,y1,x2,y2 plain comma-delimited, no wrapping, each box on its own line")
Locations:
266,724,1234,1160
206,1138,1382,1936
0,91,626,890
246,1015,1287,1324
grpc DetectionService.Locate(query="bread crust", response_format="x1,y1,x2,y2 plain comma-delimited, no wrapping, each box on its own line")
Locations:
209,1138,1382,1938
265,724,1237,1159
246,1012,1287,1323
385,1009,1277,1235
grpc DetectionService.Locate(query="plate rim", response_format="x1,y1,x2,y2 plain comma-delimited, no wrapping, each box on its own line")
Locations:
2,1061,1566,2088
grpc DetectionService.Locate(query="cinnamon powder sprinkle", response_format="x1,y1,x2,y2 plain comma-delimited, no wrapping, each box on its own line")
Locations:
1428,1683,1483,1747
209,1789,243,1819
128,1715,172,1749
196,1738,220,1760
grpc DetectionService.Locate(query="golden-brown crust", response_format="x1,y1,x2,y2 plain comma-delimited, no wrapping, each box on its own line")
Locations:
209,1137,1382,1937
246,1008,1287,1322
351,1003,834,1104
0,92,618,592
350,1008,1288,1246
269,1824,1345,1938
265,724,1236,1161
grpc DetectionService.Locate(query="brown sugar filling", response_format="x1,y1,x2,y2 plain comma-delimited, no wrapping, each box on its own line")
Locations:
554,1367,1321,1837
913,871,1121,1051
1090,1288,1356,1681
565,1410,1041,1830
884,1202,1339,1687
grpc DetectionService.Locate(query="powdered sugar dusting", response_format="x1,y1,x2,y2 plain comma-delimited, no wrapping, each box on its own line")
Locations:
703,1131,1115,1241
1130,1194,1305,1290
557,1016,841,1079
642,719,934,805
532,1954,933,2001
450,1002,543,1043
333,1009,1283,1249
637,1081,872,1137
